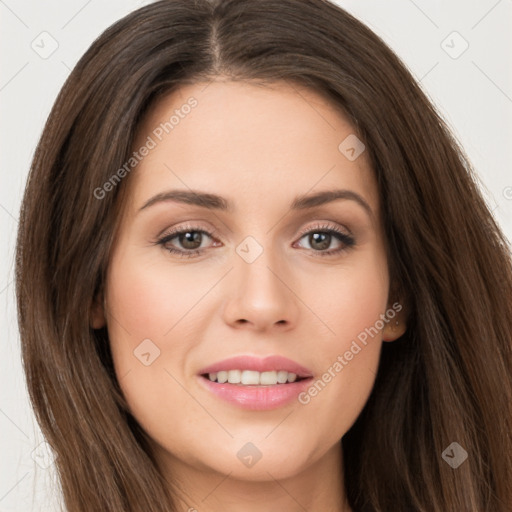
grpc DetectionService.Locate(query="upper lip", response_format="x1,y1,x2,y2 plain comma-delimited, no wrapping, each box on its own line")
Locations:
198,355,313,378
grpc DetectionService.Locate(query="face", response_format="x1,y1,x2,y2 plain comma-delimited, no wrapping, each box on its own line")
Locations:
92,79,406,485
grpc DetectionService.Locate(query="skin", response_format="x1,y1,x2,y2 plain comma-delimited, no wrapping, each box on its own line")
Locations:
91,79,407,512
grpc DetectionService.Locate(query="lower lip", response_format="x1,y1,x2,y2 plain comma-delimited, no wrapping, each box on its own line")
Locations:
198,375,313,410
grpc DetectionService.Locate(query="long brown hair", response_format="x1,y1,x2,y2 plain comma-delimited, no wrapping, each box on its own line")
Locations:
15,0,512,510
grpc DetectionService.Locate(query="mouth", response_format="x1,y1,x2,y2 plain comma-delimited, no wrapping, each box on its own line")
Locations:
197,372,314,411
196,355,314,409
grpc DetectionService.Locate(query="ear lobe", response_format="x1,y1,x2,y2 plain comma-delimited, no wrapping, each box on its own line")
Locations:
382,301,408,342
90,293,106,329
382,319,407,342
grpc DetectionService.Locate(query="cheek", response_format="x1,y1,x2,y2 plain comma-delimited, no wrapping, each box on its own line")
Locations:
297,247,388,431
104,251,207,450
103,249,189,394
105,246,211,352
106,258,174,337
305,239,389,348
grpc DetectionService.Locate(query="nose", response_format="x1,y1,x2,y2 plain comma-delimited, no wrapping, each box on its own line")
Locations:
222,249,300,332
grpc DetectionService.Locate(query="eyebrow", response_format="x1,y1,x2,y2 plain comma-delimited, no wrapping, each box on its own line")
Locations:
139,188,373,219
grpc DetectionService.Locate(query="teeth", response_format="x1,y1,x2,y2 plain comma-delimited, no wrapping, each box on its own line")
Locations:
227,369,241,384
277,370,288,383
261,371,278,385
216,371,228,383
206,370,300,385
241,370,260,385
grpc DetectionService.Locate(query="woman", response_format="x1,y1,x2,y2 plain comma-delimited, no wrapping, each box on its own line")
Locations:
15,0,512,510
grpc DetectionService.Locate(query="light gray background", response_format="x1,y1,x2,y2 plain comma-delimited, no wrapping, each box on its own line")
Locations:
1,0,511,510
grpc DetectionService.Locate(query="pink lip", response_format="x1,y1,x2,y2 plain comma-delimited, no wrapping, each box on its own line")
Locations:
198,355,313,378
197,376,313,411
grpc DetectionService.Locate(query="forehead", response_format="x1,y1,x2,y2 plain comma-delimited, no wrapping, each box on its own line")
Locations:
124,79,378,218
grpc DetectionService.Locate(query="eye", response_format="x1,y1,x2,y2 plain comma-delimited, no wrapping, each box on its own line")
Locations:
294,223,355,257
155,224,219,258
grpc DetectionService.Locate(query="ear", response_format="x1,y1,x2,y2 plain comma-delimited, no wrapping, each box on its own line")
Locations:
382,299,408,342
90,292,106,329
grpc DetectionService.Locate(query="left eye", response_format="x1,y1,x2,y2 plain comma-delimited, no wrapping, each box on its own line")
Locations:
296,230,348,251
293,225,355,256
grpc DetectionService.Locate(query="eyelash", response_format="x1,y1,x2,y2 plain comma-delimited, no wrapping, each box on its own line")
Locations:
155,222,355,259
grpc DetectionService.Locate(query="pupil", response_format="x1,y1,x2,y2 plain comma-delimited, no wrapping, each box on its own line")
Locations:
180,231,202,249
310,232,330,250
